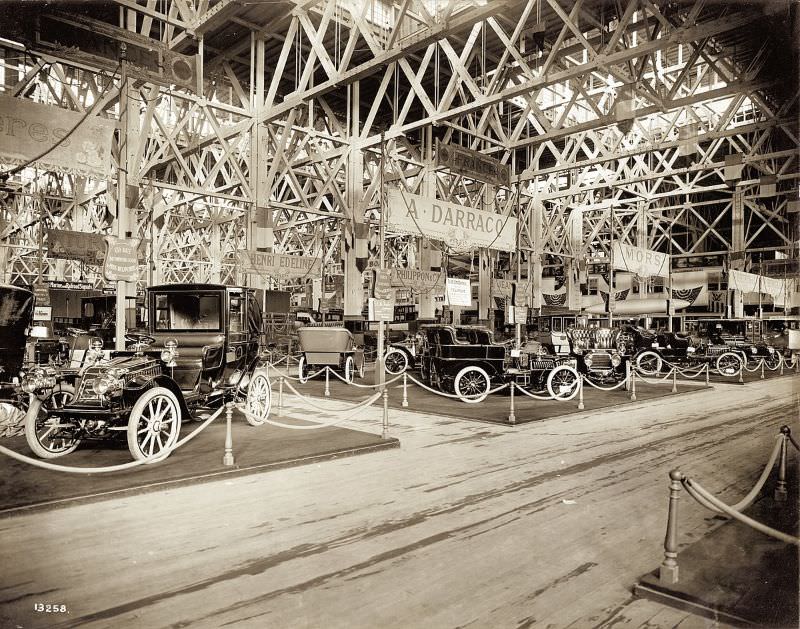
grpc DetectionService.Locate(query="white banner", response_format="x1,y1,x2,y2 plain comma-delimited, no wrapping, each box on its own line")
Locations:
387,188,517,251
237,250,321,279
0,95,115,179
390,268,445,291
445,278,472,306
611,242,670,278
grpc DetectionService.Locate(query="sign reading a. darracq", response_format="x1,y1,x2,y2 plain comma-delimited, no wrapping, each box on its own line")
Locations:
387,189,516,252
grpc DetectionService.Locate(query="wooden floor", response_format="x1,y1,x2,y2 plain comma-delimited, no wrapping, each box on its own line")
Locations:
1,375,798,629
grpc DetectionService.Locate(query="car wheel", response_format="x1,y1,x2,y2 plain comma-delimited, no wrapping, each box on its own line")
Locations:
298,355,308,383
716,352,743,377
24,384,79,459
344,355,354,384
454,366,491,404
384,349,408,375
127,387,182,461
244,371,271,426
635,350,663,376
546,365,580,401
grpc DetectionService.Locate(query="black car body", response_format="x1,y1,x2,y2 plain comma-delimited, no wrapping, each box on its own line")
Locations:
633,329,747,376
566,326,625,383
24,284,272,460
0,285,34,401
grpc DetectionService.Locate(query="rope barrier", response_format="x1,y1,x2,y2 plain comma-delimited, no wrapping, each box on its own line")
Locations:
682,477,799,546
266,362,326,382
0,404,226,474
580,374,630,392
325,366,406,388
236,392,382,430
405,373,509,400
742,358,766,373
512,382,555,401
281,379,384,413
633,367,677,385
788,431,800,452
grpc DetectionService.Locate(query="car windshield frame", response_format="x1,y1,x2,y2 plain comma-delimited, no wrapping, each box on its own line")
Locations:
151,291,224,333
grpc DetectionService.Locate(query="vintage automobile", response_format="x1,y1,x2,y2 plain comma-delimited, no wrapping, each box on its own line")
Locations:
418,325,580,403
615,324,658,359
0,285,36,436
383,334,420,375
23,284,272,460
565,326,625,383
297,325,365,383
633,329,746,376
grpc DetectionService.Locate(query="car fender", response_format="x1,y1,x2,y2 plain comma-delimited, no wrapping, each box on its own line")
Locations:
124,374,191,419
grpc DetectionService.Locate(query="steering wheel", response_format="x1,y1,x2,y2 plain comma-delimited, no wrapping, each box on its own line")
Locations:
125,332,156,348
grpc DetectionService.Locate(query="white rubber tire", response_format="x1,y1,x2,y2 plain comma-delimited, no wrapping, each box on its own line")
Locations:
24,384,78,459
635,351,663,376
298,356,308,384
127,387,182,462
344,356,354,384
384,349,409,375
454,366,491,404
546,365,580,401
245,371,271,426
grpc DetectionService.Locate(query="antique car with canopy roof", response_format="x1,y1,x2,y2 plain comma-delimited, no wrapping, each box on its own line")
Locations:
297,324,365,383
24,283,272,460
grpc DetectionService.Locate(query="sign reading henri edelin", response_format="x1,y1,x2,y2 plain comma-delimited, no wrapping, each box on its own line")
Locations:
103,236,139,282
436,140,510,188
387,189,516,252
238,250,321,279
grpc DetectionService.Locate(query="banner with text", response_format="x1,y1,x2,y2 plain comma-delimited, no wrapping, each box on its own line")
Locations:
237,251,321,279
445,278,472,306
611,242,670,278
390,268,445,292
0,95,115,179
387,189,517,252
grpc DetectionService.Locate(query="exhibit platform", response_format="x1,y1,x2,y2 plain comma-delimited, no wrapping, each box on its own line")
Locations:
634,463,799,627
286,368,712,425
0,408,398,515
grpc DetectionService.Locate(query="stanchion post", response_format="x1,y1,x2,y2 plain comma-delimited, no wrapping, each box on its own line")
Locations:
738,362,744,384
779,355,784,376
508,382,516,425
659,469,683,584
402,372,408,407
382,389,389,439
671,367,677,393
223,402,235,466
577,376,585,410
325,367,330,397
760,359,765,380
278,376,284,411
625,360,630,392
630,369,637,402
705,363,710,388
775,426,789,502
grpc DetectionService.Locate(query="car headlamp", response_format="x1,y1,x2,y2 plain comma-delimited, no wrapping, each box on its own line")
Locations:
92,375,123,396
160,338,179,368
584,355,593,368
85,337,105,364
767,346,775,353
21,367,57,394
750,346,757,355
611,354,622,367
686,346,696,353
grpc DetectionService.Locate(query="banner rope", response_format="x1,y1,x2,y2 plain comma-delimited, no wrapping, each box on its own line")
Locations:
0,404,226,474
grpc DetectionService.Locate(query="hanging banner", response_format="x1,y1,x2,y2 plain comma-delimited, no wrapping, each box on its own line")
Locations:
611,242,670,278
0,95,115,179
372,269,392,299
445,278,472,307
390,268,445,292
386,189,517,252
435,139,511,188
47,229,107,265
728,269,763,294
103,236,139,282
237,250,321,279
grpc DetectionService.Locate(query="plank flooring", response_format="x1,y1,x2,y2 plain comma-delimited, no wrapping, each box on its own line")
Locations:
0,376,797,629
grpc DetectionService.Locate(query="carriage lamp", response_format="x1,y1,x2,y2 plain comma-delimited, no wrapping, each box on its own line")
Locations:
611,353,622,367
92,367,127,397
160,339,179,368
767,346,775,353
21,367,57,394
584,355,593,368
749,346,758,355
85,337,105,364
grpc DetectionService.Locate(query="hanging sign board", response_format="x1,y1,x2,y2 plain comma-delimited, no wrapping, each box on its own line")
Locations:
33,283,50,307
390,268,445,291
33,306,52,321
237,250,321,279
47,229,106,265
48,280,94,291
368,297,395,322
372,269,392,299
103,236,139,282
445,278,472,307
611,242,670,278
0,95,115,179
435,140,511,188
386,189,517,252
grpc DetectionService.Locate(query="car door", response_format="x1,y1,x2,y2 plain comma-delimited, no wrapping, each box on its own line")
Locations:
223,288,249,383
245,291,262,368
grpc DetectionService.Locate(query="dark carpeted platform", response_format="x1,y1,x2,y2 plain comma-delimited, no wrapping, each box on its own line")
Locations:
635,462,799,627
0,408,398,515
282,366,712,425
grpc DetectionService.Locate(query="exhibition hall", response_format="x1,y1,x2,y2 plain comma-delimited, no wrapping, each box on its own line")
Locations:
0,0,798,627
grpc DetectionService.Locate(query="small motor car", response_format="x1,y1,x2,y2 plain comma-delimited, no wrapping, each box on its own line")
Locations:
633,329,747,376
383,334,420,375
566,326,625,384
516,340,581,401
23,284,272,461
297,325,365,383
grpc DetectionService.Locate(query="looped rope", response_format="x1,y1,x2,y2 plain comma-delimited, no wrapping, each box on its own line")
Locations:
266,362,326,382
671,364,707,379
580,374,629,391
0,404,226,474
743,358,766,373
681,476,799,547
281,379,383,413
404,373,509,400
788,431,800,452
325,366,405,388
512,382,554,400
633,367,676,384
237,392,382,430
763,354,785,371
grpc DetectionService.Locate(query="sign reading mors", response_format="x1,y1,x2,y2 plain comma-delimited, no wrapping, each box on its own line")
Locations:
238,250,321,278
387,189,517,252
611,242,670,278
